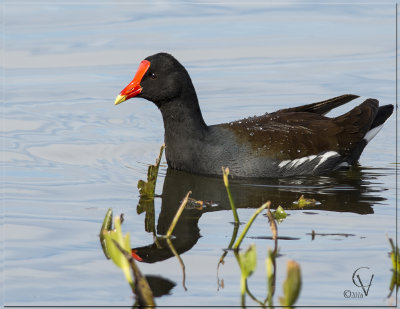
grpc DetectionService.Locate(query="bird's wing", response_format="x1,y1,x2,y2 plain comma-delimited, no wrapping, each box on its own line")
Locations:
223,112,341,160
276,94,359,116
222,98,378,161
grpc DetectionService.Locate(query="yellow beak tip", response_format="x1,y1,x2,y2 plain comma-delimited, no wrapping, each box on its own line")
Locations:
114,95,126,105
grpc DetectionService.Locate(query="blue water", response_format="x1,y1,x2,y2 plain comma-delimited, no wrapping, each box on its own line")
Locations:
3,2,397,307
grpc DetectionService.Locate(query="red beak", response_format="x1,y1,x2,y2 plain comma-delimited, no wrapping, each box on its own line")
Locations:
114,60,151,105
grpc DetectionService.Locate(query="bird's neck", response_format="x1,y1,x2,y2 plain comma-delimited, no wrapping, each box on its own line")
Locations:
159,91,208,141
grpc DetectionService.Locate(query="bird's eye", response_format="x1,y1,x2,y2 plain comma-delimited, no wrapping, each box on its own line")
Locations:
150,73,157,80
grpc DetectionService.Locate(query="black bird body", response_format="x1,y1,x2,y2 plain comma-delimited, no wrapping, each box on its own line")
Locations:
115,53,393,178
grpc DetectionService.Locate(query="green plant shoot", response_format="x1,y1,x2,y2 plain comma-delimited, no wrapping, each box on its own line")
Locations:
279,260,302,307
100,208,113,259
388,237,400,297
222,167,240,224
237,244,257,306
103,216,133,286
295,195,317,208
272,205,287,223
233,201,270,249
389,237,400,272
266,248,276,306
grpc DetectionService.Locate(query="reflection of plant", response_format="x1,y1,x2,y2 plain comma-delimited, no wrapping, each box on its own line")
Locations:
163,191,191,291
137,144,165,198
388,237,400,298
136,145,165,237
136,146,190,290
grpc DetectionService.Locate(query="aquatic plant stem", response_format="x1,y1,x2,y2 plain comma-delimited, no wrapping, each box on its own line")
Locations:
218,222,240,267
222,167,240,224
112,239,156,306
233,201,271,250
266,248,277,306
232,250,247,308
246,284,266,308
217,222,240,289
266,203,278,254
265,203,278,306
166,191,191,238
241,275,246,308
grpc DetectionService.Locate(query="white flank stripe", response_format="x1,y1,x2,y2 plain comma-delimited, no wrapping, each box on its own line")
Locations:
292,157,309,168
278,154,318,170
364,125,383,143
307,155,317,161
313,151,339,170
278,160,290,168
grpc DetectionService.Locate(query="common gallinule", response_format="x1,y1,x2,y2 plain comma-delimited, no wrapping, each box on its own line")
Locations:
115,53,393,178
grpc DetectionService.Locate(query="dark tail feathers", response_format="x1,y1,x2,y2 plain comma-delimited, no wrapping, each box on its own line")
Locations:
370,104,393,130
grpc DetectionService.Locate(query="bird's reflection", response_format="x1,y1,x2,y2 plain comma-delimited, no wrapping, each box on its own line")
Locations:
143,275,176,297
133,166,387,264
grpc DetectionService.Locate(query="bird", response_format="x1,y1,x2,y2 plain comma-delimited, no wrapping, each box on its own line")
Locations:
114,52,393,178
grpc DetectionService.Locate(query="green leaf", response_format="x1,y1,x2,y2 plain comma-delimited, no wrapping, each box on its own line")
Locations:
99,208,113,259
388,237,400,297
266,248,277,306
121,232,132,285
295,195,317,209
238,244,257,279
272,206,287,223
103,217,133,285
389,237,400,272
279,260,302,306
266,249,275,283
